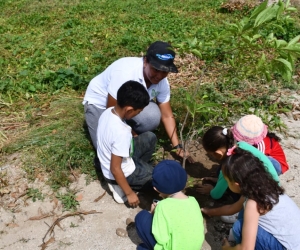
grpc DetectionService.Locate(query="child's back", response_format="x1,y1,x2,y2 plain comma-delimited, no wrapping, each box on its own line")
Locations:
153,197,204,249
135,160,204,250
97,106,134,180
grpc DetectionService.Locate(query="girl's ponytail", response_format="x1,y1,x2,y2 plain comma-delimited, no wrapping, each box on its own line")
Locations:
202,126,235,152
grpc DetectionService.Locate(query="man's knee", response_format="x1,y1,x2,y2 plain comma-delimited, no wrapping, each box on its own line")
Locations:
143,131,157,145
130,102,161,133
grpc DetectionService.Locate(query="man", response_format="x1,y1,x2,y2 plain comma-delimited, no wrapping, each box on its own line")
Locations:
83,41,193,161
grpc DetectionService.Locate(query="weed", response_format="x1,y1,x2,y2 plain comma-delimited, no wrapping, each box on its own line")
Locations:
56,190,79,211
26,188,44,202
70,222,78,228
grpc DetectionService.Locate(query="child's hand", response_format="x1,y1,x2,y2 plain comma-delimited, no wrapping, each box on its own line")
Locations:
196,184,214,195
201,207,212,217
127,192,140,208
222,238,231,249
150,202,158,213
201,177,218,183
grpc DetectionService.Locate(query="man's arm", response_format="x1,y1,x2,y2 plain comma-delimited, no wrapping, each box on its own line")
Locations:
110,153,139,207
106,94,117,108
158,101,194,163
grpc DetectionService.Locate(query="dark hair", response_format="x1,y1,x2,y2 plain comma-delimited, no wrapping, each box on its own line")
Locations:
222,147,284,214
267,132,281,142
202,126,235,152
117,81,149,109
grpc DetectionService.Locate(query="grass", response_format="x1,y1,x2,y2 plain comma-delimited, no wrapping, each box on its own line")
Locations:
1,0,300,199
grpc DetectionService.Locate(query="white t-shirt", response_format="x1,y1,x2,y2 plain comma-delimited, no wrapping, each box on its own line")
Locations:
97,107,136,180
83,57,170,109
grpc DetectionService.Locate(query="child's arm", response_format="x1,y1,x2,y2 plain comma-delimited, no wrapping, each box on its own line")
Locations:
197,172,228,199
222,199,259,250
201,196,244,217
196,177,218,195
110,153,139,207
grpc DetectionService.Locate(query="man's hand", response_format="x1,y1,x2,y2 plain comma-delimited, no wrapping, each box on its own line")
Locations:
196,184,214,195
176,148,195,163
127,192,140,208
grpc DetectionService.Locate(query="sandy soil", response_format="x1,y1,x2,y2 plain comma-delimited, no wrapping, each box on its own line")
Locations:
0,94,300,250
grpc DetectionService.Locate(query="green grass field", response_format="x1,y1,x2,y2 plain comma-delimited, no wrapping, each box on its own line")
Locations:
1,0,300,189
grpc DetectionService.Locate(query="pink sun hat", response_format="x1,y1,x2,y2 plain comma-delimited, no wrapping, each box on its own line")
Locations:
232,115,268,145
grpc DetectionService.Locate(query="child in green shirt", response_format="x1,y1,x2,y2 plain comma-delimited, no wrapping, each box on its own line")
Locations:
135,160,204,250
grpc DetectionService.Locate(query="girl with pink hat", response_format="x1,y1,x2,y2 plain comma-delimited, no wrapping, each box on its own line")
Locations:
232,114,289,174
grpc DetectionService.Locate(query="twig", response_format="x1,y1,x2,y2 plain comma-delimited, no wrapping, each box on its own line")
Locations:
0,130,8,140
179,67,207,168
286,177,295,182
41,210,102,249
94,191,106,202
68,156,78,181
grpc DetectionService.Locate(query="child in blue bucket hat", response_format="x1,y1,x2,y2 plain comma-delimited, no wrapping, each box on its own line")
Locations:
135,160,204,250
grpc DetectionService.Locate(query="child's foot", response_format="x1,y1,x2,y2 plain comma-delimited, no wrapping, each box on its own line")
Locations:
126,218,134,226
220,213,238,223
107,183,127,203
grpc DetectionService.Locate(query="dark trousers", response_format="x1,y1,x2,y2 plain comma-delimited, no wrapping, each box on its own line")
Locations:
106,131,157,192
135,210,156,250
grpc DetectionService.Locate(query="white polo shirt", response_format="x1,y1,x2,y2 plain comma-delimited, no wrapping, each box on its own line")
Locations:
83,57,170,109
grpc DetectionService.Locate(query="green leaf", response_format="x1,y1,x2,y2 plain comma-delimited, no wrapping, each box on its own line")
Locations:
253,34,262,40
275,39,288,48
190,37,197,47
28,85,36,92
281,45,300,55
265,70,271,81
275,58,292,72
286,7,297,11
191,49,202,58
241,21,254,32
254,5,278,27
258,53,266,68
287,35,300,46
250,0,268,20
276,0,285,18
270,24,285,34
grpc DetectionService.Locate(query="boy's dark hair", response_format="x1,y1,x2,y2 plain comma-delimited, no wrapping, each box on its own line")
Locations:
117,81,149,109
267,132,281,142
202,126,235,152
222,147,284,214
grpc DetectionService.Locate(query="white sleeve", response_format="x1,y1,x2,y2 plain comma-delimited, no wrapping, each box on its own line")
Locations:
156,78,170,103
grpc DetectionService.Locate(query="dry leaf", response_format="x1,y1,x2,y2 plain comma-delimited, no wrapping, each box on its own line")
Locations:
29,214,52,221
39,236,55,250
75,193,83,201
7,223,19,228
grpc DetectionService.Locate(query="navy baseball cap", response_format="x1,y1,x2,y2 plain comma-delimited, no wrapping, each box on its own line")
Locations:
146,41,178,73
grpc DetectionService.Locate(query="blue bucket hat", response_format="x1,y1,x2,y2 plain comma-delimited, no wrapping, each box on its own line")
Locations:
152,160,187,194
